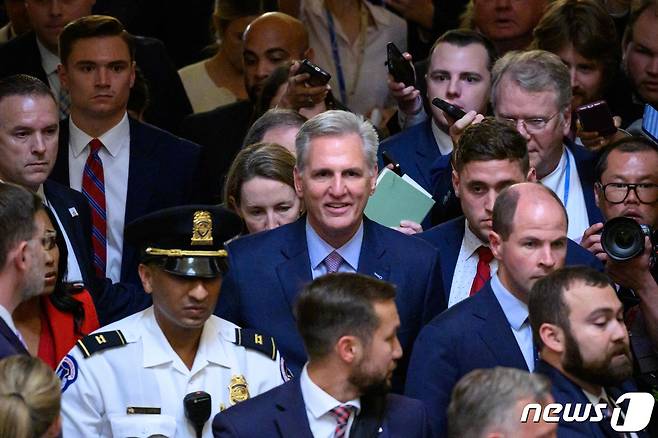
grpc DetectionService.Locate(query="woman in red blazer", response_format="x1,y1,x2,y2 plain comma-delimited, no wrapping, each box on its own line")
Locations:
13,207,99,369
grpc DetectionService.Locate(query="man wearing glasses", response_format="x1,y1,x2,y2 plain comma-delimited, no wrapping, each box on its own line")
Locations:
491,49,604,241
581,136,658,397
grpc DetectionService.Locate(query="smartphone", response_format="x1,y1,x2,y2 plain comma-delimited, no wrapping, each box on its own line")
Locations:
642,104,658,144
297,59,331,87
431,97,467,120
382,151,403,176
576,100,616,136
386,42,415,87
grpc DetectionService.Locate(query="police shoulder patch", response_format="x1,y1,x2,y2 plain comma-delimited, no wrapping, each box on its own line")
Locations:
56,354,79,393
233,328,276,360
76,330,127,358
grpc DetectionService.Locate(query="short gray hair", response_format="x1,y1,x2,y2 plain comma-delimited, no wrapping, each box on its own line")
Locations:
448,367,552,437
491,49,572,113
295,110,379,174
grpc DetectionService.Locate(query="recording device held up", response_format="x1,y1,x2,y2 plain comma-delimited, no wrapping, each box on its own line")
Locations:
601,216,657,268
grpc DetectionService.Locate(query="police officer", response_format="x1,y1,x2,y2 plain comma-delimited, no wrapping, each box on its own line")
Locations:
58,205,289,437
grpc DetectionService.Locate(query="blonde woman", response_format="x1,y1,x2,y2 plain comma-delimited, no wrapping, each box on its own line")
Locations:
0,355,61,438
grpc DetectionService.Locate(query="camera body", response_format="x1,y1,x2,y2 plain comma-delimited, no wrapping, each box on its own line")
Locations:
601,216,657,272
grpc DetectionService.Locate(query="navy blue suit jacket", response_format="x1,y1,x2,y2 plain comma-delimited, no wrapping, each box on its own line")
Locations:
428,139,604,226
212,378,431,438
0,317,28,360
417,216,604,303
0,32,192,133
536,361,649,438
43,179,95,288
216,216,445,391
405,281,530,436
51,117,201,287
378,119,441,193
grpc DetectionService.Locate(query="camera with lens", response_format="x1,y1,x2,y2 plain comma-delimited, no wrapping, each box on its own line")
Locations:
601,217,656,263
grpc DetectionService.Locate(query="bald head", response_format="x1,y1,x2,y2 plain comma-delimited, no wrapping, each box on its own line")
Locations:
494,183,567,239
490,182,568,300
242,12,310,101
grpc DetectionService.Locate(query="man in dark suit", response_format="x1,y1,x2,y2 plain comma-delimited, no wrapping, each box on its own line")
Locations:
0,74,95,290
179,11,315,203
418,118,602,307
217,110,443,391
48,16,200,290
0,184,47,358
530,266,651,437
431,49,604,231
0,0,191,133
378,30,495,197
213,273,430,438
406,182,569,435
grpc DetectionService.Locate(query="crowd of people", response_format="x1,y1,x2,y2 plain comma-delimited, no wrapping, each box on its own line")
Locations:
0,0,656,437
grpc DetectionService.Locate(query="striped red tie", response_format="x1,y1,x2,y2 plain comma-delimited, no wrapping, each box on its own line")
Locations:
330,405,354,438
82,138,107,278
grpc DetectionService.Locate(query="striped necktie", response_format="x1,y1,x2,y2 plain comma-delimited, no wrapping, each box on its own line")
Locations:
82,138,107,278
330,404,355,438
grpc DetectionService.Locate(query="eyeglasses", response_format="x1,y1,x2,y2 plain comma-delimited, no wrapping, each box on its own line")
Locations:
496,111,561,133
597,182,658,204
40,231,57,251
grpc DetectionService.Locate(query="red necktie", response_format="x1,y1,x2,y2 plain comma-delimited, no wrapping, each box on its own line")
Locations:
470,246,494,296
81,138,107,278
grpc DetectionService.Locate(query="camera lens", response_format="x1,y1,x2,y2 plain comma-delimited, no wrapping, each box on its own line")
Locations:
601,217,646,261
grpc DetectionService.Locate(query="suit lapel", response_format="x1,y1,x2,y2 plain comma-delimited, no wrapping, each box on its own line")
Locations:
412,120,441,190
473,284,529,370
442,218,466,293
357,218,390,282
274,380,314,438
121,118,159,280
276,219,313,310
565,139,604,225
0,317,28,355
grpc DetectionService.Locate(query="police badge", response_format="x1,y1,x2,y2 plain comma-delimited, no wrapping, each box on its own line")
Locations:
229,375,250,405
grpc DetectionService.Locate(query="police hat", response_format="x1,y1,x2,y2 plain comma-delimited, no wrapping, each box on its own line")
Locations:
125,205,241,278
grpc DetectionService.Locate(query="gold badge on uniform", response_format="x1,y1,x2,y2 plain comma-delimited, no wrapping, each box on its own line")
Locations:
191,210,213,246
229,375,249,405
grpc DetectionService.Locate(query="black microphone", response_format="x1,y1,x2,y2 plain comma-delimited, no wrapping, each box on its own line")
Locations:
184,391,211,438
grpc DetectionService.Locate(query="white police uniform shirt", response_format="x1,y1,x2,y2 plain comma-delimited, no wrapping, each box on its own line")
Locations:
58,306,288,437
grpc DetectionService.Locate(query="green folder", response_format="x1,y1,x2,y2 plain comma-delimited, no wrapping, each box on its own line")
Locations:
365,168,435,227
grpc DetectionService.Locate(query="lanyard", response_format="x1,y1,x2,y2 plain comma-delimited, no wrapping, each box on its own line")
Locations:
324,3,368,104
563,149,571,207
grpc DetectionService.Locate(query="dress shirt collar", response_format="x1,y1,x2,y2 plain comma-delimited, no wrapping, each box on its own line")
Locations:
539,145,567,192
463,218,488,260
583,386,605,405
299,365,361,420
0,304,18,337
69,112,130,159
306,217,363,272
36,37,60,75
430,119,454,155
490,273,529,331
141,307,230,373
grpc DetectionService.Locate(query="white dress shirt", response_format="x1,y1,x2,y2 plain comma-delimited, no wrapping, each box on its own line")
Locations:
540,146,589,242
449,220,499,308
68,113,130,282
299,365,361,438
430,119,454,156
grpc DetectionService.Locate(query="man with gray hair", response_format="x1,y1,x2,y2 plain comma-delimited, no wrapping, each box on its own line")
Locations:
216,110,444,391
242,108,307,155
448,367,557,438
491,49,603,241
